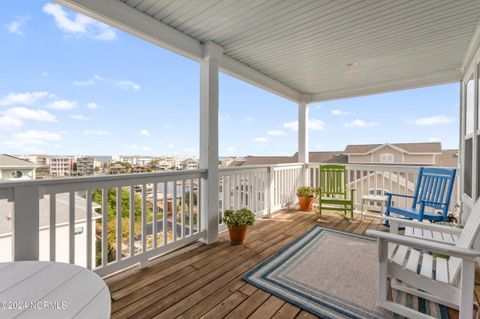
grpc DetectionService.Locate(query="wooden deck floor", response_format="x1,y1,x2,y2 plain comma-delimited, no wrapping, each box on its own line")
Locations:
105,210,478,319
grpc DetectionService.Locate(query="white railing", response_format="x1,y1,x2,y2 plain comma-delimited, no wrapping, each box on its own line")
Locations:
218,163,303,230
0,162,460,277
0,170,206,277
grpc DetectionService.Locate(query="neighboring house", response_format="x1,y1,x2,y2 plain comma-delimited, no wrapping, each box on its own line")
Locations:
76,157,95,176
0,193,101,267
345,142,443,165
232,142,458,168
0,154,36,181
50,157,74,177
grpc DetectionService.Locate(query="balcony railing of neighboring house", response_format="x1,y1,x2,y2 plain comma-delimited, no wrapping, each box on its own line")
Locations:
0,163,460,277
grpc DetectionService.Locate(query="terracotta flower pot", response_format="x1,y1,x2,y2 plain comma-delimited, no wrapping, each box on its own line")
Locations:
228,226,248,244
298,195,314,211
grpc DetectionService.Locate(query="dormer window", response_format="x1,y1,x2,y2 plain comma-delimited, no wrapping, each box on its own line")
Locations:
380,153,394,163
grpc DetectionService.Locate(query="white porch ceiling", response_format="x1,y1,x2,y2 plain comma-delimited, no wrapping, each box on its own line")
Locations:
60,0,480,102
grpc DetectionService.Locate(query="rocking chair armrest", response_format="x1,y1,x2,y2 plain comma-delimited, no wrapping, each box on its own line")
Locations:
383,217,463,235
386,193,415,199
366,229,480,259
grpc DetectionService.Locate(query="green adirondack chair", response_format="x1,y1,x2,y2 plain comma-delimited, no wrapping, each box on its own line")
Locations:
317,164,355,219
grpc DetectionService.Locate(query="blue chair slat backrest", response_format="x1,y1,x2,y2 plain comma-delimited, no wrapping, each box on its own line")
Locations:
386,167,456,222
412,167,456,218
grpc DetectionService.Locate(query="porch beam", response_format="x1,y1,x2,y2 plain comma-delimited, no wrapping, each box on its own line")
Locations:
199,41,222,244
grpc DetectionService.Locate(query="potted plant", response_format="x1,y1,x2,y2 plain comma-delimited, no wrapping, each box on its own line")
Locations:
223,208,255,244
297,186,315,211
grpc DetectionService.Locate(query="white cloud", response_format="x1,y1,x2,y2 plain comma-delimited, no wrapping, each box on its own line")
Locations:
408,115,455,126
41,72,48,77
117,80,140,91
283,119,326,131
69,114,90,121
309,119,326,130
226,146,236,152
47,99,77,110
344,119,378,128
283,121,298,130
0,91,49,106
85,102,99,109
330,109,350,116
139,129,150,136
244,117,254,123
168,144,174,148
83,129,110,135
254,137,268,143
0,116,23,130
73,79,94,86
3,130,62,147
4,107,56,122
6,17,29,35
267,130,287,136
42,3,117,41
428,137,441,142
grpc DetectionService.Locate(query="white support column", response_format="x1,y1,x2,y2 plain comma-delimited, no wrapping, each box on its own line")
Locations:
298,99,310,185
199,41,223,244
13,186,40,261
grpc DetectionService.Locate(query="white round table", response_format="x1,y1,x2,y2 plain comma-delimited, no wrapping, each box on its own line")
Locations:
0,261,111,319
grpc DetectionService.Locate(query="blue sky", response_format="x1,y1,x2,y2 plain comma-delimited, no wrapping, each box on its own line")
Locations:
0,2,460,157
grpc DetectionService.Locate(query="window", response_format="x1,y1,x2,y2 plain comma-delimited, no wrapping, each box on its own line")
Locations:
464,76,475,198
10,170,23,179
380,153,394,163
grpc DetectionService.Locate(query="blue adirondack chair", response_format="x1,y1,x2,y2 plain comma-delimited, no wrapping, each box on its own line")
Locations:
384,167,456,224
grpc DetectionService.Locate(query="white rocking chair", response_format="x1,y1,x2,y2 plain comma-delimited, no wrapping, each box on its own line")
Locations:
366,200,480,319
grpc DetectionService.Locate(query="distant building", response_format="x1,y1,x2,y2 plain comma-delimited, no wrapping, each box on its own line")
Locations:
109,163,127,174
21,154,50,179
182,158,198,170
50,157,73,177
131,165,147,174
115,156,152,166
0,154,36,181
76,157,95,176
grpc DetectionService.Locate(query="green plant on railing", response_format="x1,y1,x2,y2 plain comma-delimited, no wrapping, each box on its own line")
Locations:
296,186,315,197
223,208,255,228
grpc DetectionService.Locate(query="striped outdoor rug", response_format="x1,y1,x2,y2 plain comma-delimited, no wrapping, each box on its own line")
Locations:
243,226,449,319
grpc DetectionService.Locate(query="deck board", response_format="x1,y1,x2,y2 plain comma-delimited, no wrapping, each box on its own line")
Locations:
106,209,472,319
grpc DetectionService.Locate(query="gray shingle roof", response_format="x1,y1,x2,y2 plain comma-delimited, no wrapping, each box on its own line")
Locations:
0,154,36,168
0,193,101,235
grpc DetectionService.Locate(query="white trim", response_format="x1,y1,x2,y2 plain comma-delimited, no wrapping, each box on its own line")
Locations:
310,70,461,102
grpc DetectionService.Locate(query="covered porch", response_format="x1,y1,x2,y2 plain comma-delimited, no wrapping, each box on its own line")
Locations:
1,0,480,318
